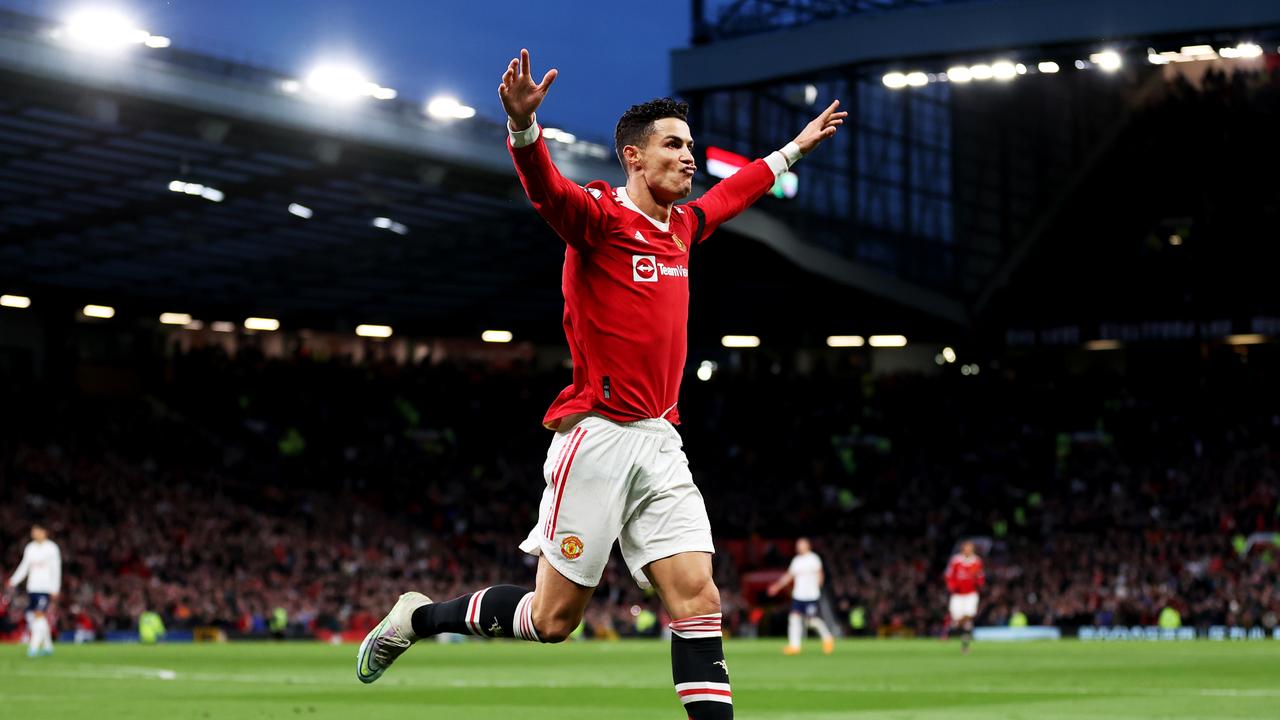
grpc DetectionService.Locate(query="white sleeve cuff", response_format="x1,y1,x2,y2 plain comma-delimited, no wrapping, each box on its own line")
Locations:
764,142,803,177
508,114,540,148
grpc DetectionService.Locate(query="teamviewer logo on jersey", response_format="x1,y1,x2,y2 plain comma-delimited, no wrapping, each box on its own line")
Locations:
632,255,657,282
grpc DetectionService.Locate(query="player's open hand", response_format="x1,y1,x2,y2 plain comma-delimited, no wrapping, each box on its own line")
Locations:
792,100,847,156
499,48,557,133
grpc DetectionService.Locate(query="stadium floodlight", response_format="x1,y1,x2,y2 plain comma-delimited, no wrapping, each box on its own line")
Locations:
1168,234,1183,246
946,66,972,83
371,86,398,100
1220,43,1263,59
969,64,993,80
1,294,31,309
991,61,1017,81
543,128,577,144
1090,51,1122,72
721,335,760,348
1015,63,1027,75
1225,334,1267,345
942,346,957,363
82,304,115,319
159,312,192,325
826,335,865,348
426,96,477,119
696,360,717,382
280,79,302,93
356,324,393,338
304,65,384,102
1084,339,1121,351
482,330,513,343
288,203,313,219
244,317,280,332
881,72,908,89
211,321,235,333
1147,51,1171,65
1180,45,1218,60
143,35,170,48
868,335,908,348
1038,61,1060,74
372,217,408,235
60,9,150,53
905,72,928,88
169,180,224,203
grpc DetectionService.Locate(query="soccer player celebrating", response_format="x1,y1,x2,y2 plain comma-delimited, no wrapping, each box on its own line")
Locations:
6,524,62,657
944,540,985,654
767,537,835,655
357,49,845,719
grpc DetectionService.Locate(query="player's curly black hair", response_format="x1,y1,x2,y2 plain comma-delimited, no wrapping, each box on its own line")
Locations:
614,97,690,171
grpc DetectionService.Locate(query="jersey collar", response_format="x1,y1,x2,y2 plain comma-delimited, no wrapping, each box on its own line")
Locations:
615,187,670,232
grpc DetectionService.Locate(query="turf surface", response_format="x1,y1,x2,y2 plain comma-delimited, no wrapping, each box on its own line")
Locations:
1,638,1277,719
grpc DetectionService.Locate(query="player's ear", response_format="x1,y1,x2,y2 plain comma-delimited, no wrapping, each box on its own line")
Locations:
622,144,642,172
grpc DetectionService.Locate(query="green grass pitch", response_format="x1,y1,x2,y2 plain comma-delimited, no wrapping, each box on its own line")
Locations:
1,639,1277,719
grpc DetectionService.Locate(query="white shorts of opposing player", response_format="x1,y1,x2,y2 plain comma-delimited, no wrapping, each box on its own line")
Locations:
949,592,979,622
519,414,715,588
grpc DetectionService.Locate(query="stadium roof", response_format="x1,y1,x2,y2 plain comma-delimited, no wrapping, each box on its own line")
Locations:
0,8,958,344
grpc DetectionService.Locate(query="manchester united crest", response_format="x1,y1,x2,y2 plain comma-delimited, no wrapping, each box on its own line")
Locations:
672,234,687,252
560,535,584,559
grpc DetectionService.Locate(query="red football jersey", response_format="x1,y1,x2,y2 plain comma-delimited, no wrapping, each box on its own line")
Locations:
510,128,779,428
945,554,985,594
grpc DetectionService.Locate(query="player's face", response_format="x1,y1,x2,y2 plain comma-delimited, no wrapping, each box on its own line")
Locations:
638,118,696,202
962,542,975,557
796,538,811,554
31,526,47,542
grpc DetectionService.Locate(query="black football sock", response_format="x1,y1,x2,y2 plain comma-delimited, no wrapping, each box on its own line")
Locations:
671,613,733,719
410,585,539,640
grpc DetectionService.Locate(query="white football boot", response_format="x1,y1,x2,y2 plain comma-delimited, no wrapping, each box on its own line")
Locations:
356,591,432,684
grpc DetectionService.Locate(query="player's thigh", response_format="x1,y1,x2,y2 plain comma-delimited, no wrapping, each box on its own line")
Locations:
531,555,595,638
642,551,717,619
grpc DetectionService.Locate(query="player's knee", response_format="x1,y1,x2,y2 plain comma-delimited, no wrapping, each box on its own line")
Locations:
531,607,580,643
683,577,721,618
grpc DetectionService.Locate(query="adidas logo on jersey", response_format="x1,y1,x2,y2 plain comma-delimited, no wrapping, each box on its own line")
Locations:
634,230,649,244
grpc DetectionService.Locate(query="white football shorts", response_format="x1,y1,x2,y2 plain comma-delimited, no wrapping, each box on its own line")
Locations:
519,414,715,589
949,592,979,621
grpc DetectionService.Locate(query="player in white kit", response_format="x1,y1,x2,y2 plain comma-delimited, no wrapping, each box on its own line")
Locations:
6,524,62,657
767,538,834,655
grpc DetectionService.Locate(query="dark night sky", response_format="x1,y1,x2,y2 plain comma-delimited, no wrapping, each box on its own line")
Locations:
29,0,697,140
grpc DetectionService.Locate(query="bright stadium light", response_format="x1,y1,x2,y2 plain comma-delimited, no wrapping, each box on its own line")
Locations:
59,9,149,53
211,321,235,333
372,217,408,235
482,330,513,343
1,294,31,309
281,79,302,93
881,72,908,89
1091,50,1122,72
1015,63,1027,75
696,360,717,382
304,65,391,102
721,335,760,348
83,304,115,319
991,61,1017,81
143,35,170,48
826,335,865,347
288,203,313,219
1220,43,1263,59
244,317,280,332
942,346,957,363
1180,45,1218,60
169,180,224,203
426,96,477,119
356,324,393,338
946,66,972,83
159,312,192,325
904,71,928,87
1148,51,1171,65
969,64,993,80
543,128,577,144
1038,61,1060,74
868,335,908,348
1226,333,1267,345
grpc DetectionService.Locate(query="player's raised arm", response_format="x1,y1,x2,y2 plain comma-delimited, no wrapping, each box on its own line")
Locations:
500,49,608,251
687,100,847,243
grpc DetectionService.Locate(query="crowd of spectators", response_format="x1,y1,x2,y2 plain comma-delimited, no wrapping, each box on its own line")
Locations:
1,336,1276,641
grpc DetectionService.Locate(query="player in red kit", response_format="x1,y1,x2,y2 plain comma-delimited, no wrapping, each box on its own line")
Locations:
944,540,986,654
357,49,846,719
